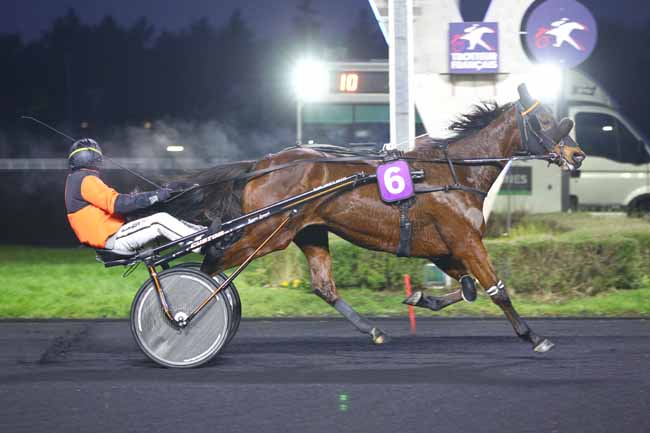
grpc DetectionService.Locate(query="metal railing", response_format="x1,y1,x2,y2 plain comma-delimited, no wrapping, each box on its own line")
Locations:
0,158,227,170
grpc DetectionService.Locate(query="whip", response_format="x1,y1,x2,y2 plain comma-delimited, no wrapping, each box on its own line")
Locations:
21,116,162,189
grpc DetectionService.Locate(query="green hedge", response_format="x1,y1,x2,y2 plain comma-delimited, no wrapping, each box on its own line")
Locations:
243,228,650,297
486,236,642,296
243,240,427,291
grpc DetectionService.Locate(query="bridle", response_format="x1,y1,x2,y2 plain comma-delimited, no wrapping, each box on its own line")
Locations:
514,99,562,165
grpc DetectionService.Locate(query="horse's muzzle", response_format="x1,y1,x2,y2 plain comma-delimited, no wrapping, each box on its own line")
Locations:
572,152,586,169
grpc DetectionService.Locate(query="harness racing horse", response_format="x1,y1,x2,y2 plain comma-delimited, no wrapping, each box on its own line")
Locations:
161,85,586,352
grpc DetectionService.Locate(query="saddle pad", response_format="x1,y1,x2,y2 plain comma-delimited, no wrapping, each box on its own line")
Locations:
376,160,415,203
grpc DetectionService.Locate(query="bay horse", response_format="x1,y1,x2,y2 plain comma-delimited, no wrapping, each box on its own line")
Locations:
160,85,586,352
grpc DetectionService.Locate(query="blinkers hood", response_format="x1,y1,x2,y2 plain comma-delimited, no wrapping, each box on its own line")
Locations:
517,84,534,108
555,118,574,141
514,84,555,156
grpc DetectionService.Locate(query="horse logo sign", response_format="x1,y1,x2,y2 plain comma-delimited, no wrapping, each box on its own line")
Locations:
449,22,499,74
525,0,597,68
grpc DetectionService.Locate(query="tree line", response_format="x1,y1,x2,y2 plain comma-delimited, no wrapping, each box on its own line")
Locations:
0,5,386,158
1,4,648,159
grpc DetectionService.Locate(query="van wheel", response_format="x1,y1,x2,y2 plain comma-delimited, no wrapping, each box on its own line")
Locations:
628,197,650,218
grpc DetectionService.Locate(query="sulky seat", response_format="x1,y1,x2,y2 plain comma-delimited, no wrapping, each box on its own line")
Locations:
95,249,138,267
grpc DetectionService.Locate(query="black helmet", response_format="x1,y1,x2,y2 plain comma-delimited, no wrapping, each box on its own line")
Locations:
68,138,103,170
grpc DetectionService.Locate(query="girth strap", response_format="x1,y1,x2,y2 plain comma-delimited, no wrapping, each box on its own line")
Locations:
396,198,415,257
443,146,461,185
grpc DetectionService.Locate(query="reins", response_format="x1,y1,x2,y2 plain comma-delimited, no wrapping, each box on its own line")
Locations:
166,149,557,203
167,99,563,203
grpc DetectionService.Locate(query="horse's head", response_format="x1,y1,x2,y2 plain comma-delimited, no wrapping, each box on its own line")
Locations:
515,84,586,171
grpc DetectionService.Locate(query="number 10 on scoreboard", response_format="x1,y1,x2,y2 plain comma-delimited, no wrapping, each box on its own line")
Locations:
339,73,359,92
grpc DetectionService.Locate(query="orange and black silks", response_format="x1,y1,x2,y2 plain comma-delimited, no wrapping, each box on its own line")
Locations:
64,169,124,248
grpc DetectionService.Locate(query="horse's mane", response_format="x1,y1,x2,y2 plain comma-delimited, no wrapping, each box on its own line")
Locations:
289,102,513,153
424,101,513,147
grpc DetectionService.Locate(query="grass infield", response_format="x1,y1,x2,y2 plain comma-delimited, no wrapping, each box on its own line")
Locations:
1,244,649,319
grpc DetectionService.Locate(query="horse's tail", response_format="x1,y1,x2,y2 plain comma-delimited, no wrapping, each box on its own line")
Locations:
130,160,256,226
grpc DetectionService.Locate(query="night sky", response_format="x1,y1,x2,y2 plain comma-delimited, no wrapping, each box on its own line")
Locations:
2,0,650,136
2,0,372,41
2,0,648,42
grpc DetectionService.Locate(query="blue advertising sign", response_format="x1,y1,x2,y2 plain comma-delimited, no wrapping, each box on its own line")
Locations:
449,22,499,74
525,0,597,68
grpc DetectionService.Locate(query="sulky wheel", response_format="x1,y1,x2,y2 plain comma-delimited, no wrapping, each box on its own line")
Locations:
174,263,242,345
130,268,231,368
209,272,241,345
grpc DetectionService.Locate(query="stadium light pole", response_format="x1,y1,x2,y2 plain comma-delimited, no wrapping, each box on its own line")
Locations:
291,58,329,145
296,98,303,145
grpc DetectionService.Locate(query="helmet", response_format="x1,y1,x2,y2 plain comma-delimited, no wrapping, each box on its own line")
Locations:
68,138,103,170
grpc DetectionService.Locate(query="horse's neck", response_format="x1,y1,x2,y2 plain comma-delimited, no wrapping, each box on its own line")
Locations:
413,107,519,194
468,108,518,193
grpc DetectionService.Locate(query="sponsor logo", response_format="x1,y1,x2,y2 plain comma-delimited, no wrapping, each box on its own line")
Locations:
536,17,587,51
525,0,597,68
499,166,532,195
449,22,499,74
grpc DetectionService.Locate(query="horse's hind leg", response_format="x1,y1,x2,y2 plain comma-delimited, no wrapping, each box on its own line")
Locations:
453,236,554,352
294,226,388,344
404,257,474,311
404,289,463,311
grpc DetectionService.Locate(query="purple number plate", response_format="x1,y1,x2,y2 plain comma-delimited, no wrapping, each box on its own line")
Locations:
376,160,414,202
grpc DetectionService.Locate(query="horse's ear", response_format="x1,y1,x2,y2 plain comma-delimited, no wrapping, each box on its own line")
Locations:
517,84,534,107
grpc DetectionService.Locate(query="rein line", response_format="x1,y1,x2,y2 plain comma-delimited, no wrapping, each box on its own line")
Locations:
166,151,556,203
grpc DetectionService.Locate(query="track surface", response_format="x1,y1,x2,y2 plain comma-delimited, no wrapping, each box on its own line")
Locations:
1,318,648,433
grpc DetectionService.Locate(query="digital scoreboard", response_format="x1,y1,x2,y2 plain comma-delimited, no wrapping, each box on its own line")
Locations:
331,71,389,94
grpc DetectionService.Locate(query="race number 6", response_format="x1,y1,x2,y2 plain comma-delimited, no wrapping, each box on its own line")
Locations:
383,166,406,194
376,160,415,202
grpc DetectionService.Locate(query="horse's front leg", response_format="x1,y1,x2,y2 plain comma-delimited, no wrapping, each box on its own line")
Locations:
453,235,554,352
294,226,388,344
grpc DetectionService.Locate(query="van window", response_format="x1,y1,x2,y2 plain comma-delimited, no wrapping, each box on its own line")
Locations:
575,112,650,164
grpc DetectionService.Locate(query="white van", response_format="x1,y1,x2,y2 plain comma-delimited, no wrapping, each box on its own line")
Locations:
300,63,650,214
566,71,650,212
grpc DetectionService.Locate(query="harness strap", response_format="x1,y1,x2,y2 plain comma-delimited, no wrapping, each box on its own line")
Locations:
520,100,540,116
396,198,414,257
515,102,530,154
414,184,488,197
443,147,461,185
166,155,376,202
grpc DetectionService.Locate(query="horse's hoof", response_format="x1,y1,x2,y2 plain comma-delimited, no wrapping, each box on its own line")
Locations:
370,327,389,345
533,338,555,353
403,291,423,306
460,276,477,302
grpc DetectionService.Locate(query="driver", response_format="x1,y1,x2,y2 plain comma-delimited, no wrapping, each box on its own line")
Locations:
64,138,205,255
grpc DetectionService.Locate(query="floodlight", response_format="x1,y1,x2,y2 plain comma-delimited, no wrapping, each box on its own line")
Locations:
292,58,329,102
525,64,563,103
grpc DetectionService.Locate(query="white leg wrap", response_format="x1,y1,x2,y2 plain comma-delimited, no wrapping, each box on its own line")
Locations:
486,280,505,297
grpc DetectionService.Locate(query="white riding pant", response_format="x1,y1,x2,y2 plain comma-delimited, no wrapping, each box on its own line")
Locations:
106,212,205,255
